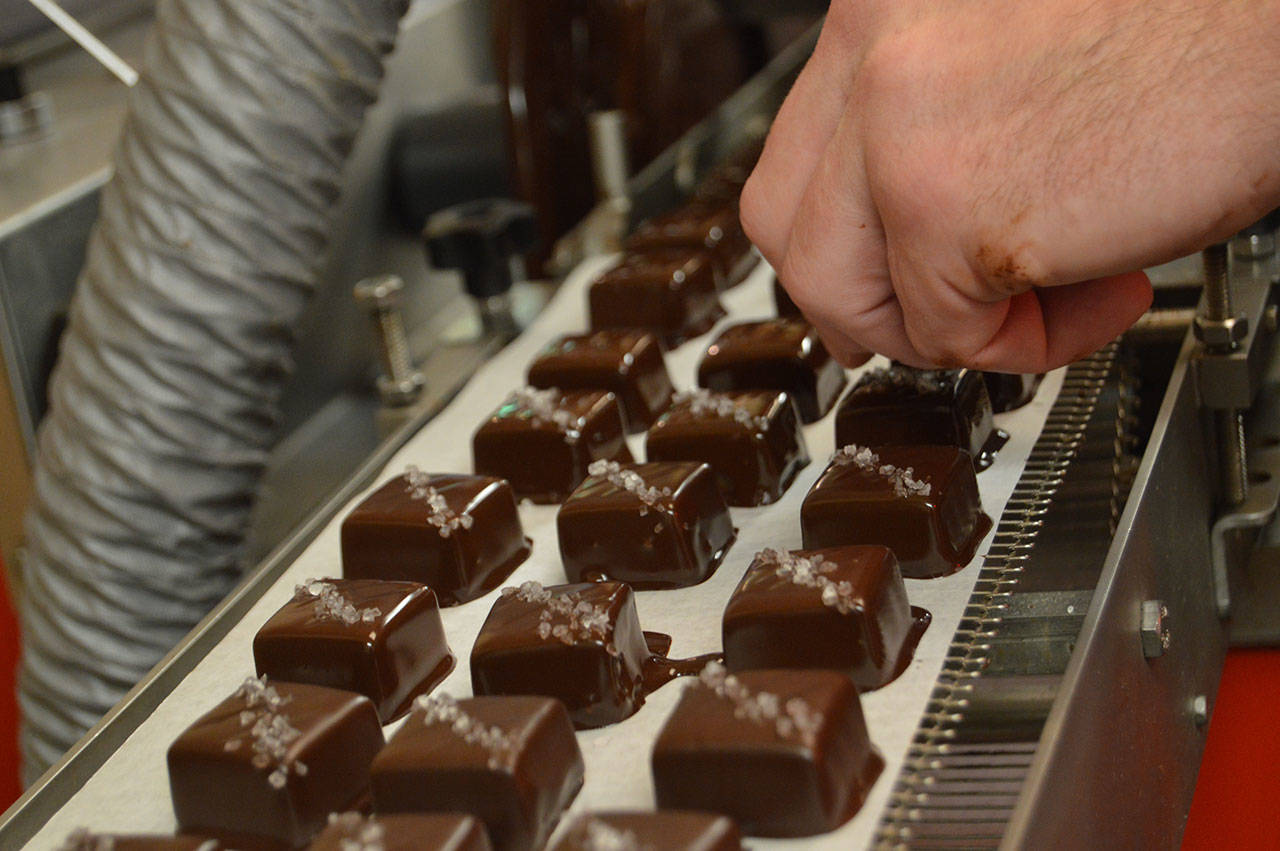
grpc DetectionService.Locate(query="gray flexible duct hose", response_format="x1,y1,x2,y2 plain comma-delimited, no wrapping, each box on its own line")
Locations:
16,0,408,783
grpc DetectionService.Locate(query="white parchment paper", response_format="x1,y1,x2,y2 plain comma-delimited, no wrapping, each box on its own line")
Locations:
23,256,1064,850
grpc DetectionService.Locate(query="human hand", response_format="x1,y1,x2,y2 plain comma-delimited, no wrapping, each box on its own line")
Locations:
742,0,1280,371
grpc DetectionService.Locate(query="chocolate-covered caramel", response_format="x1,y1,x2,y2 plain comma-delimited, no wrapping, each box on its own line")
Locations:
341,470,531,606
527,330,674,433
722,546,929,690
652,666,883,837
801,445,992,579
309,813,492,851
56,833,221,851
625,202,754,290
835,367,997,466
167,679,384,849
473,388,633,503
588,250,725,346
645,390,809,506
557,461,735,589
253,579,454,722
697,320,847,423
549,812,742,850
371,695,583,851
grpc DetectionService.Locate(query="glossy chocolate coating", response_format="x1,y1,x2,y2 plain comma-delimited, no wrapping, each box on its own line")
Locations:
625,202,754,290
341,472,531,606
651,668,883,837
308,813,492,851
588,250,725,346
371,696,584,851
471,582,649,728
645,390,810,506
982,371,1043,412
557,461,735,589
168,681,385,849
253,579,454,723
722,546,922,690
773,275,802,318
801,446,992,579
697,320,847,423
473,389,633,503
56,834,221,851
835,366,995,461
549,811,742,851
527,330,674,433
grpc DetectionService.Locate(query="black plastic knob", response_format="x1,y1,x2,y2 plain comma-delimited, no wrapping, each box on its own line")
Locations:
423,198,538,300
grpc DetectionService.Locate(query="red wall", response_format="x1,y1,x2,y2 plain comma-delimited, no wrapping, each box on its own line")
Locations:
0,554,21,811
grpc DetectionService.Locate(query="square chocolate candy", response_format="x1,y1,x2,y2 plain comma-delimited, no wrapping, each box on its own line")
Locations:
549,812,741,851
982,371,1043,412
651,665,883,837
371,694,584,851
625,202,754,290
471,581,650,728
834,366,997,466
527,330,674,433
56,832,220,851
253,578,454,723
801,445,992,579
588,250,725,346
697,320,847,423
341,468,531,606
309,812,492,851
722,546,927,690
167,677,385,849
645,389,809,506
557,461,735,589
473,388,633,504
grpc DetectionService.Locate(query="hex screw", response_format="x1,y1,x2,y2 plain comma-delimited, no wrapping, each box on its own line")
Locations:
353,274,425,407
1191,694,1209,728
1140,599,1170,658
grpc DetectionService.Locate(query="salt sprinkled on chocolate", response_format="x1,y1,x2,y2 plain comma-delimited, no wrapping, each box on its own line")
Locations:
832,445,932,498
759,548,857,615
578,818,650,851
414,693,520,769
404,465,475,537
501,580,617,655
223,676,306,790
854,365,952,396
587,460,673,516
511,387,579,431
697,661,824,748
326,812,386,851
294,579,381,626
676,389,769,431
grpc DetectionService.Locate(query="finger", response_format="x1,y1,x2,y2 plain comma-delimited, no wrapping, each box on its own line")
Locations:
776,97,928,365
895,269,1152,371
741,16,864,265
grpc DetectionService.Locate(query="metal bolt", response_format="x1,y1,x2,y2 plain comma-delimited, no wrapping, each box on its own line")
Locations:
353,274,425,407
1140,599,1170,658
1202,244,1249,506
1232,231,1275,260
1191,694,1209,728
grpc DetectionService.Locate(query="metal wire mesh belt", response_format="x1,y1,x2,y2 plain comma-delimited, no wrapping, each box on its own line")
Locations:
14,0,407,783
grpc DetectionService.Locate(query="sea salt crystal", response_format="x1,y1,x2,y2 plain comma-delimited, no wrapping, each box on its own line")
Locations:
294,579,382,626
511,386,580,431
856,365,951,396
588,460,672,516
223,676,305,790
675,388,770,431
502,580,617,655
415,693,520,769
697,661,824,748
579,818,650,851
404,465,475,537
761,548,858,615
327,812,387,851
831,444,932,498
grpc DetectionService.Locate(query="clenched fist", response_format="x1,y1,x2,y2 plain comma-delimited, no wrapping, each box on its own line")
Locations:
742,0,1280,371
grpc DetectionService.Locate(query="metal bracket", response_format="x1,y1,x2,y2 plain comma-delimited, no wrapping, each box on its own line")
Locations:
1210,408,1280,616
1191,258,1275,411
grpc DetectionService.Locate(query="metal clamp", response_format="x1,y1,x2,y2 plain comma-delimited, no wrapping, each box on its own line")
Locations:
353,274,426,407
